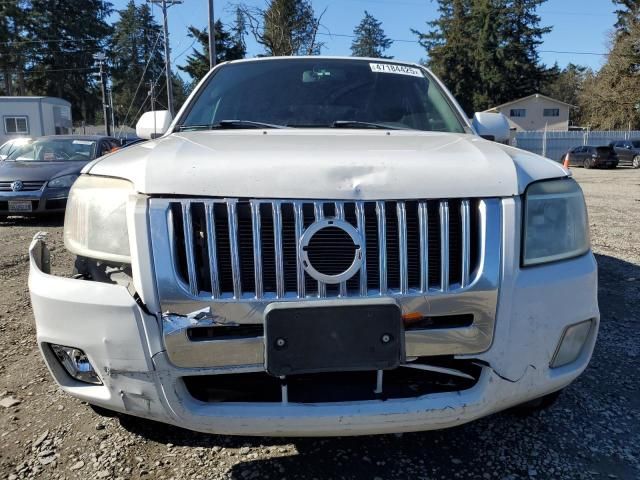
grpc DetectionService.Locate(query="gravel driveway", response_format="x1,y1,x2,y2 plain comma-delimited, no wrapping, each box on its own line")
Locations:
0,167,638,480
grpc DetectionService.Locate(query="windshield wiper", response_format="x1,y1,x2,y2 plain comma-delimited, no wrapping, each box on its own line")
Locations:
331,120,409,130
177,120,288,131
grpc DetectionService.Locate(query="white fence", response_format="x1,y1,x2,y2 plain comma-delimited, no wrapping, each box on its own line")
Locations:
514,130,640,161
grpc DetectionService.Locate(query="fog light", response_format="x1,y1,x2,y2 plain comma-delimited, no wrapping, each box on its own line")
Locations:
550,320,593,368
50,344,102,384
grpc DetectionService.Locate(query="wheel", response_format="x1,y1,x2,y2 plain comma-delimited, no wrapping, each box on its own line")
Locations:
633,155,640,169
511,390,563,415
583,159,592,169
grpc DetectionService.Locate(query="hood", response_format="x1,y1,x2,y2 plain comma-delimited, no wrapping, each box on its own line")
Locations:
0,160,87,182
86,130,568,199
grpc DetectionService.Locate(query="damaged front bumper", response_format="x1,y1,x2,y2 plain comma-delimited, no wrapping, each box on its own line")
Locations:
28,233,600,437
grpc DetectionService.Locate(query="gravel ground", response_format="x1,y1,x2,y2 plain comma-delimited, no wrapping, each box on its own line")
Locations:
0,167,639,480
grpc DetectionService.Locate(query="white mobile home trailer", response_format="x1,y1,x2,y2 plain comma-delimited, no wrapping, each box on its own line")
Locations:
0,96,72,144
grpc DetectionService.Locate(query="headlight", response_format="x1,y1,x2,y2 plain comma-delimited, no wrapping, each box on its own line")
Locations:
47,174,78,189
64,175,133,263
523,178,590,266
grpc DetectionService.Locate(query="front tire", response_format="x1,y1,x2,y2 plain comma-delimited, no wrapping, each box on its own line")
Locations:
633,155,640,169
583,159,592,169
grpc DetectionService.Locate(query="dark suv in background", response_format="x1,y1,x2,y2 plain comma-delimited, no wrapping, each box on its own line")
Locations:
562,145,619,169
609,140,640,168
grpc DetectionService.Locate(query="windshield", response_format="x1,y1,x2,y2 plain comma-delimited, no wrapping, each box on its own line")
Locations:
178,59,466,133
7,138,97,162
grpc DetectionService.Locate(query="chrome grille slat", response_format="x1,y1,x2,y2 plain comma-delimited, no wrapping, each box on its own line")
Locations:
250,201,263,299
461,200,471,287
439,201,450,292
397,201,408,294
355,201,368,296
204,202,220,298
181,202,199,296
272,201,285,298
334,202,348,297
314,202,327,298
293,202,305,298
163,198,486,301
418,201,429,293
227,201,242,298
376,201,387,294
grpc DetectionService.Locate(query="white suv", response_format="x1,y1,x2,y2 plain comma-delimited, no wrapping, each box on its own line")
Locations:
28,57,599,436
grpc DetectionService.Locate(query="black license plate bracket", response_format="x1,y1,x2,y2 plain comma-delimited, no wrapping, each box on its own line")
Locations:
264,302,402,377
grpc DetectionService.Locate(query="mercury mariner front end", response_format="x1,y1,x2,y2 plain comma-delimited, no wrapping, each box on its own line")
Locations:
27,57,599,436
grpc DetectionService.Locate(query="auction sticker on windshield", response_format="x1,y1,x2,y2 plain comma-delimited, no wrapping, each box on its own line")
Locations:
369,63,423,77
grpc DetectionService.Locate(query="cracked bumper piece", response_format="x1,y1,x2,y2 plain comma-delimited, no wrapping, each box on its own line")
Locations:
28,235,600,437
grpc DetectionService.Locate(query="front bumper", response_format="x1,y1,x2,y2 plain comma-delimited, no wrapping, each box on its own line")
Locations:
28,228,600,436
0,188,68,215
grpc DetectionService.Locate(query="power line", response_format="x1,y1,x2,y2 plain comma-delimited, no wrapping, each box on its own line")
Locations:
149,0,182,117
0,38,101,46
118,31,163,135
316,30,613,56
539,50,610,56
120,34,195,132
23,66,97,73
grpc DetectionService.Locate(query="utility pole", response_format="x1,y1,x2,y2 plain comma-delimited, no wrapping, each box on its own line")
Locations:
148,80,156,112
208,0,216,70
108,88,115,135
148,81,157,136
94,53,111,136
149,0,182,117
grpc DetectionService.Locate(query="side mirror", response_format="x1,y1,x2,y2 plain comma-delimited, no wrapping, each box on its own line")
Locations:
136,110,173,140
471,112,510,143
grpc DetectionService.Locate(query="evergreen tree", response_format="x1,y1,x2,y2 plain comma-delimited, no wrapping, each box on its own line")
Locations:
499,0,551,101
241,0,323,56
613,0,640,33
171,73,189,112
413,0,551,115
541,63,590,126
232,6,248,53
0,0,29,95
24,0,112,123
413,0,476,114
109,1,164,127
470,0,506,111
579,3,640,128
541,63,589,106
179,20,246,83
350,11,393,58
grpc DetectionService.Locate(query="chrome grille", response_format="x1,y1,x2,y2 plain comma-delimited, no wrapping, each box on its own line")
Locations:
161,198,485,300
0,181,45,192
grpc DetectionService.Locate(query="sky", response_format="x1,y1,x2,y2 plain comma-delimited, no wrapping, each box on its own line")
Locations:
110,0,618,78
